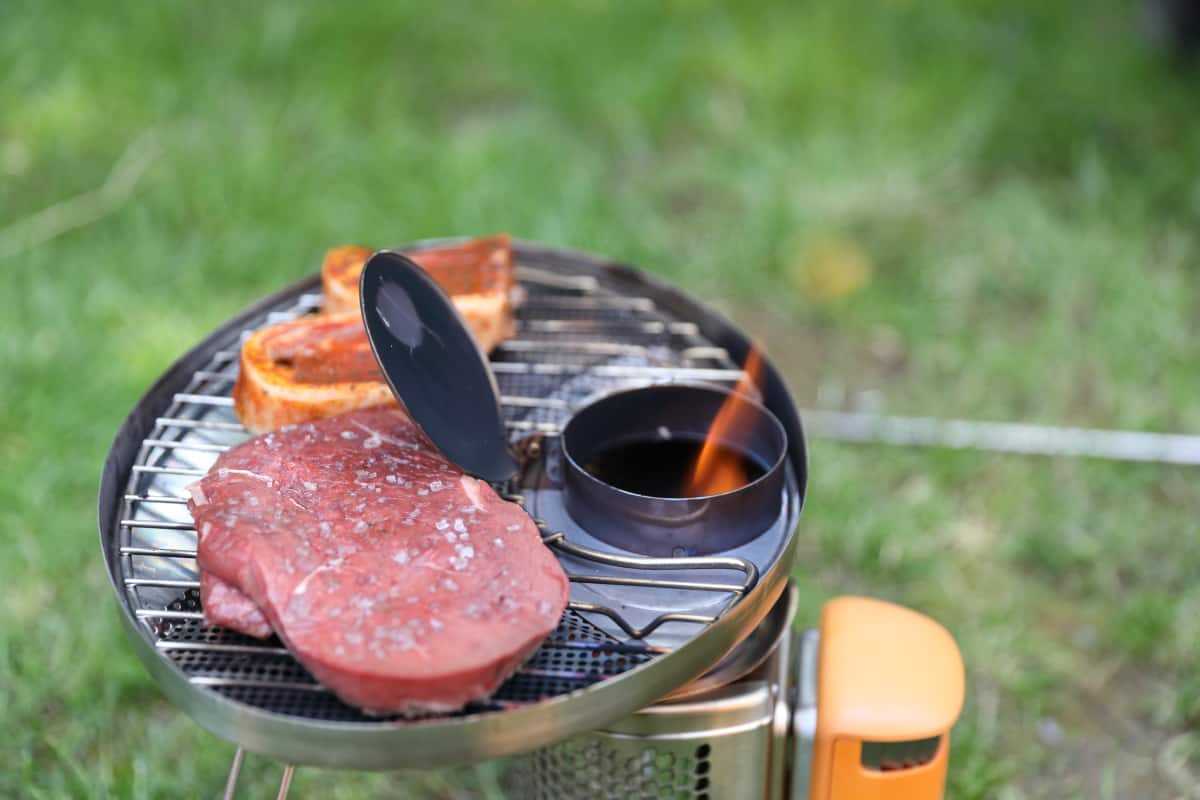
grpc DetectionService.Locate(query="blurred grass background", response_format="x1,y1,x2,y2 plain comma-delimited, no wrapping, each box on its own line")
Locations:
3,1,1200,797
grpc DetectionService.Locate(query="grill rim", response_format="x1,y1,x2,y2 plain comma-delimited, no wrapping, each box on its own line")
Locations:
97,240,807,769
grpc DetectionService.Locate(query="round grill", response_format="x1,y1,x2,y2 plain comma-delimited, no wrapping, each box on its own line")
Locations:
97,241,807,768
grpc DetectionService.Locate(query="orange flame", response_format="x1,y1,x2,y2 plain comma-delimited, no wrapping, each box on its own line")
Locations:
684,345,765,496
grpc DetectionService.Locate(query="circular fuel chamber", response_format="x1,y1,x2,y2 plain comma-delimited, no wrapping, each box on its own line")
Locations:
561,383,789,558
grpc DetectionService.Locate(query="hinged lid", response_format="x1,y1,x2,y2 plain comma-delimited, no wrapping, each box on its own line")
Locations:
359,250,517,482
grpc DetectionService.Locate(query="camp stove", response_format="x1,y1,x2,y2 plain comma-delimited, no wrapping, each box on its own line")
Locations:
509,586,962,800
98,239,964,798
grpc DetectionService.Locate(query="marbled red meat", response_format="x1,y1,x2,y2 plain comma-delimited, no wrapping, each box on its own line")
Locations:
186,408,569,714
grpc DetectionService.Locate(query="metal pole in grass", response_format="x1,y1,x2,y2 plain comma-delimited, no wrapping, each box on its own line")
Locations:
802,410,1200,466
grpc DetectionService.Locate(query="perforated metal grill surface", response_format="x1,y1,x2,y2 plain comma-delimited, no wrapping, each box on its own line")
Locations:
511,739,714,800
156,589,650,722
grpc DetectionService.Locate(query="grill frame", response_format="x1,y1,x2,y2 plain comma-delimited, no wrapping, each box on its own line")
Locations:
98,241,808,769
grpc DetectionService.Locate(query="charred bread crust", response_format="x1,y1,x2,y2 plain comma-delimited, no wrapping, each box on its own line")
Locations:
320,244,376,317
320,235,516,352
233,236,516,434
232,313,398,435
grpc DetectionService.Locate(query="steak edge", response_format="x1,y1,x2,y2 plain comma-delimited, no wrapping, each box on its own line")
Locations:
199,571,273,639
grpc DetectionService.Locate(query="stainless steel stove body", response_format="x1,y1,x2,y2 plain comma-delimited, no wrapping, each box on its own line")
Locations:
513,585,964,800
510,583,812,800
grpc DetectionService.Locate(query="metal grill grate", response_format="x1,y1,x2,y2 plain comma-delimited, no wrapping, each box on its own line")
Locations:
115,257,761,723
155,590,654,721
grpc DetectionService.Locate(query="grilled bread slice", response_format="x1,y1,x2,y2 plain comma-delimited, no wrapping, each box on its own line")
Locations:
321,234,516,353
233,236,517,434
232,312,398,434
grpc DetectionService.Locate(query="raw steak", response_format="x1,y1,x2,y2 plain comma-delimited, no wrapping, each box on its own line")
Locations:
199,571,272,639
187,407,569,714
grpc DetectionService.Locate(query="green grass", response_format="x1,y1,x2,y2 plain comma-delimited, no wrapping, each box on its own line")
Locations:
3,0,1200,796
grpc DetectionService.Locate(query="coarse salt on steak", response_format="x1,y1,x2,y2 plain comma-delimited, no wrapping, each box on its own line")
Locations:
186,407,569,714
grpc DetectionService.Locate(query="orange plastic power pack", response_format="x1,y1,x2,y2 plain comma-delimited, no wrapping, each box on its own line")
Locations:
809,596,965,800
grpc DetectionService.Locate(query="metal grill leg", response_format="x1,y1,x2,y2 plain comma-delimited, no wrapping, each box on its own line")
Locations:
221,748,294,800
276,765,295,800
222,748,245,800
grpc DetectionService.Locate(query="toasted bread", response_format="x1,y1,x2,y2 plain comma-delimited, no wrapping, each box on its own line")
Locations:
321,235,516,352
233,236,516,434
232,312,397,434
